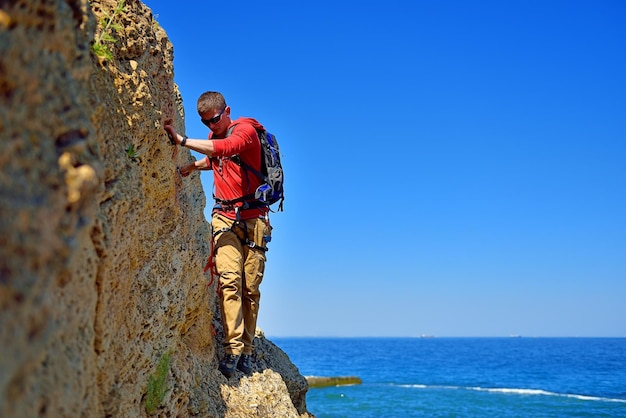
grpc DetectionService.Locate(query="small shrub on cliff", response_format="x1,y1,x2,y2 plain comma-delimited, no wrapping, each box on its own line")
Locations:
92,0,126,60
145,351,171,415
125,144,143,162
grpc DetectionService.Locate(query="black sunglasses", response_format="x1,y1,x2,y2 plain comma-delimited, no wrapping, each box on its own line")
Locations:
201,107,226,127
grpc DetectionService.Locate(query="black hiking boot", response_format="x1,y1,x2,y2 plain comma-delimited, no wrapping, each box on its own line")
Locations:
237,354,252,375
218,354,239,378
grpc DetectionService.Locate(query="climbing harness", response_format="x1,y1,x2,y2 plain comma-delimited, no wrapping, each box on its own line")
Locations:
204,208,270,293
213,207,269,253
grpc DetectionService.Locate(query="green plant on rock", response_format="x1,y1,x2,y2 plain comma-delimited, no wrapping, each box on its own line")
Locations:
145,351,172,415
92,0,126,60
125,144,143,162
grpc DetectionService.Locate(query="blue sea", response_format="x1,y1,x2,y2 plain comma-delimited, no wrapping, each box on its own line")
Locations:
272,337,626,417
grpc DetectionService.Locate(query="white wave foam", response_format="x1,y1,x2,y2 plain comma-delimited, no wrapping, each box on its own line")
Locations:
397,384,428,389
561,393,626,403
396,383,626,403
472,387,626,403
473,387,554,396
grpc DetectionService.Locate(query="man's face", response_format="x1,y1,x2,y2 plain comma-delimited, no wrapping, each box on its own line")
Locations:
200,106,229,136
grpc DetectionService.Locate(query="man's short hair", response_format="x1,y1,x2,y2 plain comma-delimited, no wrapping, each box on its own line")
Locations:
197,91,226,115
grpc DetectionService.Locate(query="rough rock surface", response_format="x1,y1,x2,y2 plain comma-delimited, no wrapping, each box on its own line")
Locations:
0,1,311,417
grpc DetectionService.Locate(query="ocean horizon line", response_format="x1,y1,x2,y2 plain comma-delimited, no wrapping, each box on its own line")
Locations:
268,335,626,339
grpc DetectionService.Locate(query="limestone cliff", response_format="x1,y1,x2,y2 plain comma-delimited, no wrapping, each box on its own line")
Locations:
0,1,311,416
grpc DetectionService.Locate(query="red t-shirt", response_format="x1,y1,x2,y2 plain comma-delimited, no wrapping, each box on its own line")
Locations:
206,117,268,220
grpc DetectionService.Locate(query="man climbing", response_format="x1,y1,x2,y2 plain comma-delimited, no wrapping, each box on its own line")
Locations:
164,91,272,378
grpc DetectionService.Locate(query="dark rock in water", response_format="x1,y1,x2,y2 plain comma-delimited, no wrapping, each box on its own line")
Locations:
306,376,362,388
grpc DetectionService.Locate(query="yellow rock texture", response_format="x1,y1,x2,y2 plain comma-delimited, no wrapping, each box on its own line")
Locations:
0,1,310,416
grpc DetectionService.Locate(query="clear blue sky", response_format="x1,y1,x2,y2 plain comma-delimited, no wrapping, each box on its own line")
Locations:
144,0,625,337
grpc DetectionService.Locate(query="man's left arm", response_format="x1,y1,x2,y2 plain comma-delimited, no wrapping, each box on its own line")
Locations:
179,156,211,177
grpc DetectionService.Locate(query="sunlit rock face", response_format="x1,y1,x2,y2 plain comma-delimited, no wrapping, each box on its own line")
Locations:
0,1,310,416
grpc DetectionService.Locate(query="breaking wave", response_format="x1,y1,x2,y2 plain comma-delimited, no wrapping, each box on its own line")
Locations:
397,384,626,404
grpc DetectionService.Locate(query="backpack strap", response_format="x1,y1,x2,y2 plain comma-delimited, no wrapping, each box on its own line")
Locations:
226,125,268,183
213,196,267,211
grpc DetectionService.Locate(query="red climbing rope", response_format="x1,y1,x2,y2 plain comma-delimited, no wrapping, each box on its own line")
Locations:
204,234,219,292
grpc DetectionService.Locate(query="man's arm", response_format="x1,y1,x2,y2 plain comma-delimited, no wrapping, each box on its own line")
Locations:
164,123,215,155
182,138,215,155
179,157,209,177
164,122,214,176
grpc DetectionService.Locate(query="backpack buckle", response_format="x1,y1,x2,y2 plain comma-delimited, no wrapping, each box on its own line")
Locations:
254,183,272,203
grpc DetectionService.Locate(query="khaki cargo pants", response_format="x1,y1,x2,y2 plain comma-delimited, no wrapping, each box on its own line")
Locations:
212,213,271,355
